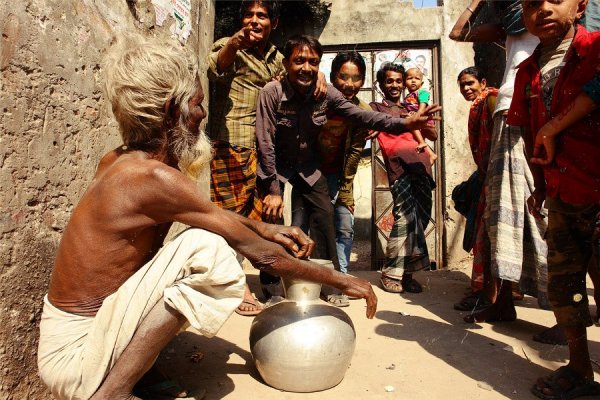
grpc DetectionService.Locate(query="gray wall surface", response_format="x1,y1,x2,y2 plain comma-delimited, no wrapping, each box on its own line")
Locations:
0,1,213,398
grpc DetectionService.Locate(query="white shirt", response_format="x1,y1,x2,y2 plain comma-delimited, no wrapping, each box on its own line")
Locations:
494,31,540,115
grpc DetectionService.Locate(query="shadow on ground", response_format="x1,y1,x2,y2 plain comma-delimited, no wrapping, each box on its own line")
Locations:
153,331,256,400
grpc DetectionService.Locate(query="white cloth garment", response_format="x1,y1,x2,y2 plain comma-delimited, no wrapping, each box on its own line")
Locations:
38,228,245,400
494,31,540,115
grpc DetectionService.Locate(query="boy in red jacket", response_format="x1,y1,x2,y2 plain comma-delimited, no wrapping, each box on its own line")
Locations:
507,0,600,397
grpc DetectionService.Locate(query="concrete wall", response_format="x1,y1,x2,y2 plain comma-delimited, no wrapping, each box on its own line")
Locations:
0,1,214,398
319,0,484,267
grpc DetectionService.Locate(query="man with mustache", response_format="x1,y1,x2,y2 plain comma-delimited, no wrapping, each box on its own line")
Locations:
256,35,441,300
207,1,325,314
37,34,378,400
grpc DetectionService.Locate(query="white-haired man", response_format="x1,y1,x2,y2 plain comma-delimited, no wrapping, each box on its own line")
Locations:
37,35,377,400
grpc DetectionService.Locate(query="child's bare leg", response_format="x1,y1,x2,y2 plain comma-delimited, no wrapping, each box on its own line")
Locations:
424,146,438,165
90,300,187,400
533,326,593,397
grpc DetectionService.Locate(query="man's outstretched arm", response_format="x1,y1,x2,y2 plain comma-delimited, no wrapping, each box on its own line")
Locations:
136,162,378,318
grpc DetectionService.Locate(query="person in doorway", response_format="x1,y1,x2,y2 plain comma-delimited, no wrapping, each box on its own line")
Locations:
37,34,378,400
369,62,439,294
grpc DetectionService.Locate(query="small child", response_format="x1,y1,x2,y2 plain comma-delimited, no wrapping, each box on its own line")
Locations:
507,0,600,397
403,67,438,165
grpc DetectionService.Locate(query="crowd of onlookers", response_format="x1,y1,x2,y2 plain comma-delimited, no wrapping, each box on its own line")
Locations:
206,0,599,398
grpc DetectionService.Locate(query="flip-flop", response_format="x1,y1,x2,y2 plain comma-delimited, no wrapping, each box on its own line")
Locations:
531,366,600,399
235,298,264,316
380,276,403,293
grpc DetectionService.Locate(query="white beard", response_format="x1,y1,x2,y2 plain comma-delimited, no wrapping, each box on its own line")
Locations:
177,128,213,181
170,115,213,181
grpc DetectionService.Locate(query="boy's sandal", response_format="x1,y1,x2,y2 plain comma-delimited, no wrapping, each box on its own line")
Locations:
531,365,600,400
380,275,403,293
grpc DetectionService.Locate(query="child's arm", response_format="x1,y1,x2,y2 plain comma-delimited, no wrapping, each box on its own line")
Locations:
449,0,506,42
531,78,599,165
522,126,546,220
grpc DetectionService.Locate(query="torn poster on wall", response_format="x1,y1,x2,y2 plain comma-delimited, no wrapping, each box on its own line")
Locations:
152,0,193,44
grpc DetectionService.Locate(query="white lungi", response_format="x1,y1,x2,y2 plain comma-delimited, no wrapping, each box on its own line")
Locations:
38,228,245,400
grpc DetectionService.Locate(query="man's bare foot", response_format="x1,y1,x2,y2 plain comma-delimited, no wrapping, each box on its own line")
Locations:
463,302,517,323
235,285,263,316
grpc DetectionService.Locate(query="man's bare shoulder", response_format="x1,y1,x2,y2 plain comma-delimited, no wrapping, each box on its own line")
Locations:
97,150,180,183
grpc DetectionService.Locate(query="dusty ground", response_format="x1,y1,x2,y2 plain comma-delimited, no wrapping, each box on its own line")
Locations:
156,242,600,400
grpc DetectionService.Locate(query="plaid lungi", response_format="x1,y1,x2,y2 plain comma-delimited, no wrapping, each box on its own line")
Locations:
382,173,434,278
210,141,262,221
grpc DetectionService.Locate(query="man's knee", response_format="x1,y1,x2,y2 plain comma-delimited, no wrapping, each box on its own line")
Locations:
175,228,235,260
177,227,225,244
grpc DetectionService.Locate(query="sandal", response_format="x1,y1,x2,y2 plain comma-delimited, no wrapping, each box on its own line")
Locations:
235,298,264,317
326,294,350,307
380,275,403,293
532,366,600,399
401,276,423,293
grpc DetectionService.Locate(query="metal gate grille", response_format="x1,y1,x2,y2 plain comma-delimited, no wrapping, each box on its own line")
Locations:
320,41,444,270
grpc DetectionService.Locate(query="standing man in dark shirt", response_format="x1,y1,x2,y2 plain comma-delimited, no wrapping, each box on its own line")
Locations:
256,35,440,304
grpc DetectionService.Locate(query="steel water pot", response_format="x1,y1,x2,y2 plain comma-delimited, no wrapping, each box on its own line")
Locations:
249,259,356,392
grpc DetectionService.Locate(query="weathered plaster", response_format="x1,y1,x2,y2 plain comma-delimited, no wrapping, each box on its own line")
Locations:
0,1,213,397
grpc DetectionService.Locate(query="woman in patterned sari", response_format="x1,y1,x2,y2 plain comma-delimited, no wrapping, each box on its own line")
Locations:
455,67,503,321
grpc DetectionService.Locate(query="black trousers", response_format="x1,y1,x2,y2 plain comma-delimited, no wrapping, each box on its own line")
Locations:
290,174,341,271
260,173,341,286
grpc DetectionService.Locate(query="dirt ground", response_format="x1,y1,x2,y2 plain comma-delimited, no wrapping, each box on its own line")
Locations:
156,241,600,400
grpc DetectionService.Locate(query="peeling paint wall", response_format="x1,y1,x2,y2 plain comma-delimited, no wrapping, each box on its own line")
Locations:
0,1,214,398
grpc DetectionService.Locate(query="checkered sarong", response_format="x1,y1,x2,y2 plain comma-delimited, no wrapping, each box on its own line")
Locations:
381,173,433,278
210,141,262,221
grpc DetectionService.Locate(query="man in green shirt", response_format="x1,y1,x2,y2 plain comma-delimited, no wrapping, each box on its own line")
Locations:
207,1,326,315
207,0,283,316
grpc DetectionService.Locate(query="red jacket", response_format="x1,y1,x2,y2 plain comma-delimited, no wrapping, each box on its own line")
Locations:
507,26,600,205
